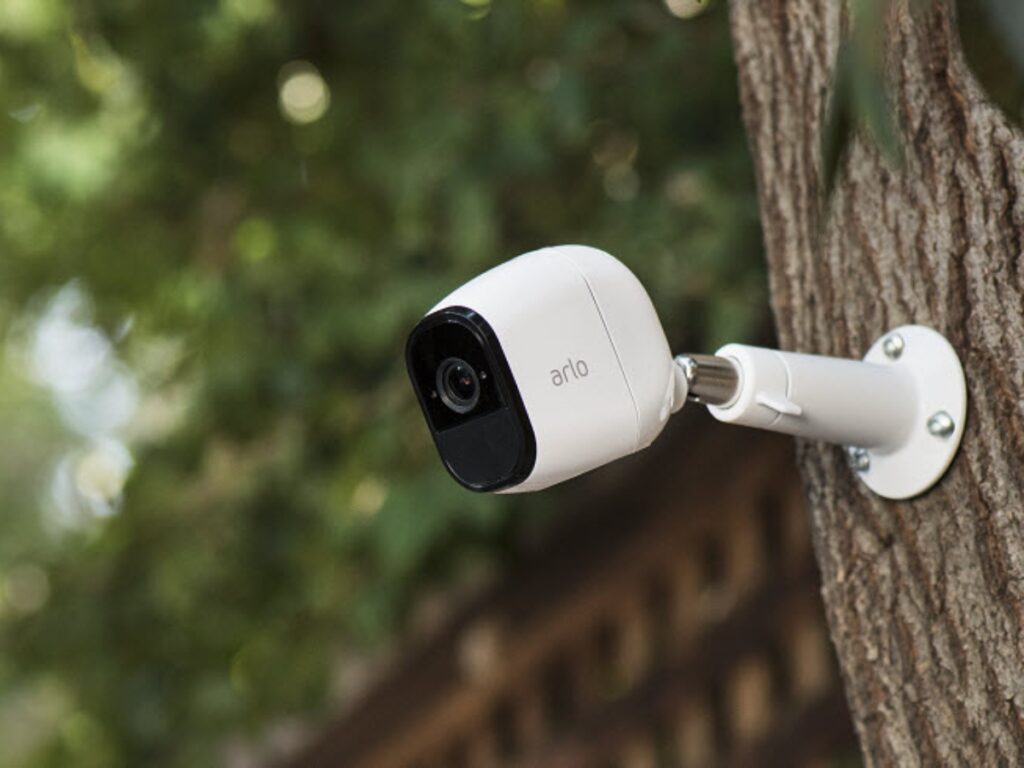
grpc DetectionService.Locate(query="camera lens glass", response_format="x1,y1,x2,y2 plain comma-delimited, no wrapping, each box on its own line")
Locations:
436,357,480,414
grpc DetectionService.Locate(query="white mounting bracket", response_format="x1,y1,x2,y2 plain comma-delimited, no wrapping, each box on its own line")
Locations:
854,325,967,499
690,325,967,500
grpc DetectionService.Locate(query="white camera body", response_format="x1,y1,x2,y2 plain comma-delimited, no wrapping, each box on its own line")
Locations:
406,245,677,492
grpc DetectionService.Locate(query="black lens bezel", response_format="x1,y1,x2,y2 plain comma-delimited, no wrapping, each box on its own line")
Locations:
405,306,536,492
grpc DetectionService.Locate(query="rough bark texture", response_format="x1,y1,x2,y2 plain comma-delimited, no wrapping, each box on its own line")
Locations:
728,0,1024,764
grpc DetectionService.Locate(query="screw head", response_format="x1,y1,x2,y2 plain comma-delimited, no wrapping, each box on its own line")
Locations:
927,411,955,438
847,446,871,472
882,333,905,360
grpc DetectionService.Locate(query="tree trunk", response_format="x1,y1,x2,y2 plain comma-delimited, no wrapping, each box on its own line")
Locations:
728,0,1024,764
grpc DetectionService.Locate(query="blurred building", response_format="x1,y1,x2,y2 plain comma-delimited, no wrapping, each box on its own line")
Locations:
289,412,859,768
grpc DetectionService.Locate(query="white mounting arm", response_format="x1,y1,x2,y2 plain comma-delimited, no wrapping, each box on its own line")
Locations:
675,325,967,500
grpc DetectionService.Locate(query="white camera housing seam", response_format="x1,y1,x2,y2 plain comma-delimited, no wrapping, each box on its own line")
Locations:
406,245,967,499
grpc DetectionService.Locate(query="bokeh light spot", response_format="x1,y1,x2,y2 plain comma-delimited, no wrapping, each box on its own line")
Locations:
351,477,388,518
278,61,330,125
460,0,492,20
234,216,278,263
665,0,711,19
665,169,705,208
592,129,638,169
5,564,50,614
525,58,562,92
0,0,61,40
74,441,133,510
223,0,275,25
604,163,640,202
9,103,43,123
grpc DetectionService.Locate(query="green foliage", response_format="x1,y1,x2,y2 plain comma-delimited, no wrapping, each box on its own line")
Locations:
821,0,902,196
823,0,1024,196
978,0,1024,78
960,0,1024,125
0,1,763,764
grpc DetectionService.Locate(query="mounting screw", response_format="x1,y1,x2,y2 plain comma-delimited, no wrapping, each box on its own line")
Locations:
882,333,905,360
927,411,955,439
847,446,871,473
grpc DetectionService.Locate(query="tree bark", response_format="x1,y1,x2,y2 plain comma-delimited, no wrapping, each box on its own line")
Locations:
728,0,1024,764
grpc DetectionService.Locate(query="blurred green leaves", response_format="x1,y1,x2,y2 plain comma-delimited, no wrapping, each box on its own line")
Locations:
0,1,764,765
960,0,1024,125
822,0,1024,197
1,1,1015,763
821,0,901,196
978,0,1024,77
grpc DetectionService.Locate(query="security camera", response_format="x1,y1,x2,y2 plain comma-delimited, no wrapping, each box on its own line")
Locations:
406,246,678,492
406,246,967,500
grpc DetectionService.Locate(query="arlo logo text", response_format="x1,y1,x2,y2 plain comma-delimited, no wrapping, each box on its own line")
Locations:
551,358,589,387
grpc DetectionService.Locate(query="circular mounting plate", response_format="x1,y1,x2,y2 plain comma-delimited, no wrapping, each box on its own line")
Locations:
855,325,967,500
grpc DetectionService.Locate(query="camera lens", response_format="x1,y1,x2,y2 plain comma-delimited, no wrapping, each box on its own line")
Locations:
436,357,480,414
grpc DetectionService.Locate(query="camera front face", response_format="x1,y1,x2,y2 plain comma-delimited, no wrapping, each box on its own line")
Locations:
406,306,536,491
